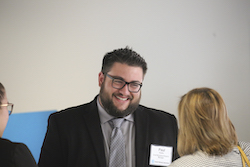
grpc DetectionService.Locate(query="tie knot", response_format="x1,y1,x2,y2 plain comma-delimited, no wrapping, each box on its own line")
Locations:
110,118,124,128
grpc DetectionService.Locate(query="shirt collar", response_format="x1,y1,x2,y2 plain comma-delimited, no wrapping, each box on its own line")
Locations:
97,95,134,124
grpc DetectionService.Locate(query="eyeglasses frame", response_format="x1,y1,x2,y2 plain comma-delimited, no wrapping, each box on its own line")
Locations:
105,73,142,93
0,103,14,115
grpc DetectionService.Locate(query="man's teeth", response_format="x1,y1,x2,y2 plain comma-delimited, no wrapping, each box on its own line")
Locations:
116,96,128,101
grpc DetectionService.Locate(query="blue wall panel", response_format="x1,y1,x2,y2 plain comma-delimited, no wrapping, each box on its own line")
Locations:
2,110,56,163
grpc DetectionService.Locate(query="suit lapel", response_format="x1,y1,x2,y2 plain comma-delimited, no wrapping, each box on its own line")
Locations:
134,106,149,167
81,98,150,167
82,97,107,167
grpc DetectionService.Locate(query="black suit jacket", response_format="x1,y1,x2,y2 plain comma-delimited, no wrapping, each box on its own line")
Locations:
0,138,37,167
39,96,178,167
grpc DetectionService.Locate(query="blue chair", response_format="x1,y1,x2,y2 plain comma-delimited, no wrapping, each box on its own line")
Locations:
2,110,55,163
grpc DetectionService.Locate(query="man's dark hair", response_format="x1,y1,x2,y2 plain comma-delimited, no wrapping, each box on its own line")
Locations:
101,47,147,75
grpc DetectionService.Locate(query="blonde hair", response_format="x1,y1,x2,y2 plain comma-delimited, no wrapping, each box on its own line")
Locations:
177,87,238,156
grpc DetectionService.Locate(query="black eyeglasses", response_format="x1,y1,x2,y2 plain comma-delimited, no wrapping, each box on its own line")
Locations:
105,73,142,93
0,103,14,115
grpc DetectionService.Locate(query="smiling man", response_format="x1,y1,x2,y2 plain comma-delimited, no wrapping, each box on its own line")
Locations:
39,47,179,167
99,62,143,118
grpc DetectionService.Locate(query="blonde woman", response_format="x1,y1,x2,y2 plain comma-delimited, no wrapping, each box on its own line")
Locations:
169,87,250,167
0,83,37,167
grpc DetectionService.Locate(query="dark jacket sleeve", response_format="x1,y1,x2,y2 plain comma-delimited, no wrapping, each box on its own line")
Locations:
13,143,37,167
0,138,37,167
39,99,107,167
38,113,65,167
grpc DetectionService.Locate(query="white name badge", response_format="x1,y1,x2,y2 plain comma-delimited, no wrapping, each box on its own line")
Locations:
149,144,173,166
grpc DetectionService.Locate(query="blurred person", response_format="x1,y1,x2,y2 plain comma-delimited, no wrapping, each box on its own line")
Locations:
39,47,179,167
169,87,250,167
0,83,37,167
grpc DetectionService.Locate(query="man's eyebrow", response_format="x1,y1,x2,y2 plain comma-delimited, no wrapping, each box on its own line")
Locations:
111,75,124,80
111,75,142,84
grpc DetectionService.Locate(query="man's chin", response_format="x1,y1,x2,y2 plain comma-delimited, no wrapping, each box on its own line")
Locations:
110,109,133,118
115,105,129,112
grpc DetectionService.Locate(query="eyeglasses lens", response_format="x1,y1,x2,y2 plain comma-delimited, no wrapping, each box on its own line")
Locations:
7,104,13,115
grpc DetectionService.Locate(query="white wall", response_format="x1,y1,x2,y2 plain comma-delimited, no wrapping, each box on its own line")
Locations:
1,0,249,141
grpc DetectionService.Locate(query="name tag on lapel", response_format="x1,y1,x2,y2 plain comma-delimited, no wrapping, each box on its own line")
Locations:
149,144,173,166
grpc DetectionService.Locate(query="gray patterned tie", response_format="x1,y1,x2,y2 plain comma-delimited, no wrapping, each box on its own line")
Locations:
109,118,126,167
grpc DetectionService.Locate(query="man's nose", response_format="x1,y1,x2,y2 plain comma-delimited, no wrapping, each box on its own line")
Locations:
118,83,131,94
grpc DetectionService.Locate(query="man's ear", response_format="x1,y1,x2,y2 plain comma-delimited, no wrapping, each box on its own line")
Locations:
98,72,104,87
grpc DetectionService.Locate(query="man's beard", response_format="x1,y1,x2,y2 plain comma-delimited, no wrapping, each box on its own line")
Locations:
99,84,141,118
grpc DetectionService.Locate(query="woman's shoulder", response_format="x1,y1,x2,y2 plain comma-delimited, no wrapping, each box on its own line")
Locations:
0,138,28,149
0,138,32,157
0,138,37,167
169,151,207,167
0,137,13,143
238,141,250,156
169,149,243,167
0,138,16,150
